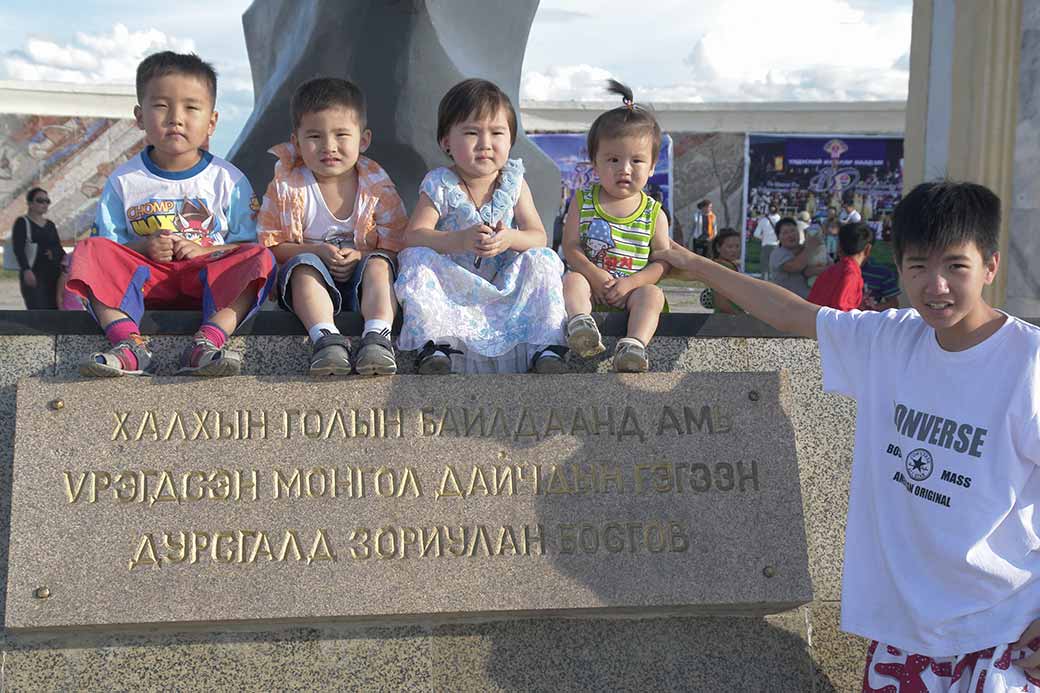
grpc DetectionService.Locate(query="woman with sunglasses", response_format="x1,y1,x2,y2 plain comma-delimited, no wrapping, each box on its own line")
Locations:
12,187,65,309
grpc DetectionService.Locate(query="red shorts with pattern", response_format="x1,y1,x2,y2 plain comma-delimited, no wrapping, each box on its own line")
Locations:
862,639,1040,692
66,237,275,325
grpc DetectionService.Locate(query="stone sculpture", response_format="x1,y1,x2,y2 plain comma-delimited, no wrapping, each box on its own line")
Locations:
229,0,562,230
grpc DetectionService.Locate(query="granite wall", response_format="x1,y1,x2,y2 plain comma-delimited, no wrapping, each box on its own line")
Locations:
0,315,863,692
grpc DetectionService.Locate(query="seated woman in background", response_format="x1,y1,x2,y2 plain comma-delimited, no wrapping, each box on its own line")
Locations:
704,228,744,314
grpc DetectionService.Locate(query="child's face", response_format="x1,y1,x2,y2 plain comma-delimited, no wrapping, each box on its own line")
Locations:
718,236,741,262
899,241,998,334
292,107,371,181
441,107,511,179
593,135,655,201
135,74,217,170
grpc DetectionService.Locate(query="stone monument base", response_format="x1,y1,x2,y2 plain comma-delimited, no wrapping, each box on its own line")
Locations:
0,311,865,691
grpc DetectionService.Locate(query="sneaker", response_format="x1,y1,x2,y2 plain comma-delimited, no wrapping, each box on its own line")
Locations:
531,345,569,374
79,336,154,377
613,338,649,373
176,337,242,377
416,341,460,375
566,314,605,358
355,331,397,376
309,333,352,376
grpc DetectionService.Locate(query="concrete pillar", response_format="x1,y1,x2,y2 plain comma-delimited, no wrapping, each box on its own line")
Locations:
904,0,1023,309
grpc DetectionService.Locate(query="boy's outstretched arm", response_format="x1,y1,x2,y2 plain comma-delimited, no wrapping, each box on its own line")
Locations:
652,240,820,338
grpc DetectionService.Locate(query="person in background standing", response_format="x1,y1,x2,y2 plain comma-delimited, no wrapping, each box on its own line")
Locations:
796,210,811,243
12,187,65,309
752,204,780,280
839,198,861,224
697,199,716,242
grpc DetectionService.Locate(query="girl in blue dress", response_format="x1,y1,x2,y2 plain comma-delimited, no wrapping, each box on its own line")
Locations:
395,79,567,374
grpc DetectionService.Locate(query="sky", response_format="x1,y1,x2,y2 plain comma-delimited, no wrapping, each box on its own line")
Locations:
0,0,913,157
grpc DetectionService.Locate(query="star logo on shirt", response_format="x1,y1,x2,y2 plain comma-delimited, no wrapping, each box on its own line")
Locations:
905,448,934,482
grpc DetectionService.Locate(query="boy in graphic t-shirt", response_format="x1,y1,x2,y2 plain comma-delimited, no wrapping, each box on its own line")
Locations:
654,181,1040,691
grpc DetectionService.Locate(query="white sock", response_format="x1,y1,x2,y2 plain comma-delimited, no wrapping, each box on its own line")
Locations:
308,322,338,343
363,318,392,338
617,336,645,350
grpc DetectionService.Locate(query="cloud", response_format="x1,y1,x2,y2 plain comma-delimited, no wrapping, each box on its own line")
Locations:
525,0,911,103
1,23,195,85
521,64,617,101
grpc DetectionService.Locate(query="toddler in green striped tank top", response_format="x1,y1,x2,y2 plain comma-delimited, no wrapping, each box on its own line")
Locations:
561,80,670,372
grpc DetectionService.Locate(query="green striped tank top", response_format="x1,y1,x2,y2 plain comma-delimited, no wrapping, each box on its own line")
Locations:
578,184,660,277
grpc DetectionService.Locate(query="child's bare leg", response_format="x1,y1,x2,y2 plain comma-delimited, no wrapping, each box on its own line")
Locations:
356,257,398,376
289,266,336,330
624,284,665,346
563,270,593,317
360,257,396,323
90,298,131,329
207,289,255,336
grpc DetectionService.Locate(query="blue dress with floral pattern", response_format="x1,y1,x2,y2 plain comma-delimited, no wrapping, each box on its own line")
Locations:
394,159,566,372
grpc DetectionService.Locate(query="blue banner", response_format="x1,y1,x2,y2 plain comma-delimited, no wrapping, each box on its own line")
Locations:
529,133,673,218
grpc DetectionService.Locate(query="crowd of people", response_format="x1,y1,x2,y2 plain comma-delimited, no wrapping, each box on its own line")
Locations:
689,198,901,314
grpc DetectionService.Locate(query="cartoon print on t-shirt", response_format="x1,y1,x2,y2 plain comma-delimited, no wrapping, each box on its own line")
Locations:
584,218,628,277
173,199,217,246
126,197,220,244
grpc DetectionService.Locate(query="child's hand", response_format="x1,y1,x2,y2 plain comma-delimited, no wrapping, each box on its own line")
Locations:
603,275,636,308
145,231,175,263
172,237,206,261
330,248,360,283
459,223,495,254
315,243,344,270
475,220,510,258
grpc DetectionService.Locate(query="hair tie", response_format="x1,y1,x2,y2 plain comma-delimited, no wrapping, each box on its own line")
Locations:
623,98,635,111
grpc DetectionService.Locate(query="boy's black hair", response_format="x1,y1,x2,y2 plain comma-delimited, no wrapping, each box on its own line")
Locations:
437,79,517,145
711,228,741,257
136,51,217,104
697,199,711,210
291,77,367,131
892,181,1000,265
768,204,778,214
587,80,662,164
26,187,46,204
838,222,873,256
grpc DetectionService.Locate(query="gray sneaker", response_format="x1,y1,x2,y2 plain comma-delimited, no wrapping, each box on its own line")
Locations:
309,333,352,376
613,339,649,373
566,314,605,358
355,331,397,376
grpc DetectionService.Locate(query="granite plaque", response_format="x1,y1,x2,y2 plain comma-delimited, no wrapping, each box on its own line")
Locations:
6,373,810,630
